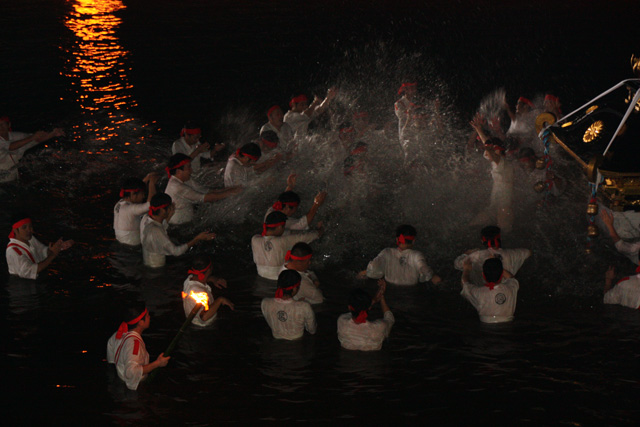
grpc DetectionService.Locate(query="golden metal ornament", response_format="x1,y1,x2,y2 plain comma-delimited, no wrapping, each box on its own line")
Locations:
535,158,546,169
583,120,603,143
585,105,599,114
586,203,599,215
587,225,599,237
561,121,573,128
535,112,556,133
533,181,546,193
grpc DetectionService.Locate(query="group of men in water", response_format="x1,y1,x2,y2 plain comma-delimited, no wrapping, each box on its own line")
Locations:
4,83,640,391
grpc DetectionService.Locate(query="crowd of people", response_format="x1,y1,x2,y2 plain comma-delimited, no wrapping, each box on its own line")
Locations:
3,83,639,391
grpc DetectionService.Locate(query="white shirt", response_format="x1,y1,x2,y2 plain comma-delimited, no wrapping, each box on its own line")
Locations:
260,122,294,152
165,175,206,225
6,237,49,279
454,247,531,286
366,247,434,285
223,155,253,187
264,207,309,232
171,137,211,173
279,265,324,304
461,278,519,323
113,200,149,245
182,276,216,327
337,311,395,351
283,111,312,138
106,331,148,390
140,214,188,268
251,231,319,280
614,240,640,266
604,274,640,310
0,131,39,182
261,297,317,340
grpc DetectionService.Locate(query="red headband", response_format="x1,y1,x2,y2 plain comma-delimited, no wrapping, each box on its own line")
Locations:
8,218,31,239
180,127,201,137
165,158,191,178
188,262,211,282
285,250,312,262
485,143,506,152
116,308,148,339
350,145,367,155
120,188,142,198
348,305,369,324
267,105,280,117
518,97,534,108
236,148,259,161
0,116,9,123
481,234,501,248
544,94,559,103
149,203,169,216
396,234,415,246
482,271,504,291
274,281,301,299
262,221,286,236
262,138,278,149
289,94,308,108
272,200,298,211
398,82,417,95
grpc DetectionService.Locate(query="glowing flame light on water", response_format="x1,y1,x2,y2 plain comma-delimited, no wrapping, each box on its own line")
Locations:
182,291,209,312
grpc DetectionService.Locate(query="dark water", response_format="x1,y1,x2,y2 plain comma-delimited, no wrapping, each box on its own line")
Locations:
2,0,640,425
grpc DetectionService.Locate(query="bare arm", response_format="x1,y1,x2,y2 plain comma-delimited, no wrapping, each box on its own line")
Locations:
200,297,235,322
142,353,170,374
600,210,621,243
204,186,242,203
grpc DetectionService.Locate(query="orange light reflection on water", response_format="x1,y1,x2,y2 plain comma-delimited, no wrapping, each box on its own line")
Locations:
63,0,137,142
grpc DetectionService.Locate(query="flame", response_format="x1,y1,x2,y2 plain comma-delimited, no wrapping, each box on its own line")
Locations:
182,291,209,311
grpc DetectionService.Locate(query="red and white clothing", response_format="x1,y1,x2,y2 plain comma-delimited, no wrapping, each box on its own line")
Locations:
614,240,640,265
106,330,148,390
461,278,519,323
604,274,640,310
0,131,38,182
182,276,216,327
454,247,531,286
251,231,319,280
223,155,253,187
6,237,49,279
113,200,149,245
366,247,434,285
140,214,188,268
260,122,294,152
283,111,312,138
165,175,207,225
171,137,210,173
394,96,414,141
264,207,309,232
279,265,324,304
337,311,395,351
261,297,317,340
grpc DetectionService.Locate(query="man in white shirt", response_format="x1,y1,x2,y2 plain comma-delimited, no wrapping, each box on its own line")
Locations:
171,122,224,174
604,266,640,310
165,154,242,224
182,255,234,327
261,270,317,340
251,211,321,280
6,213,73,279
601,209,640,266
140,193,215,267
337,280,394,351
260,106,295,152
280,242,323,304
264,189,327,233
113,174,158,245
283,87,337,138
0,116,65,182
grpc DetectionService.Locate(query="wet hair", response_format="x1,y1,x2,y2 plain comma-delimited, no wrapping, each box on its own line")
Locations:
168,153,192,175
191,254,212,271
265,210,287,226
480,226,502,248
121,178,146,198
290,242,313,258
150,192,172,209
277,269,302,296
10,211,30,226
396,224,417,238
517,147,536,159
123,301,147,330
238,142,261,160
486,137,505,151
260,130,279,145
277,191,301,205
348,289,371,317
483,258,504,283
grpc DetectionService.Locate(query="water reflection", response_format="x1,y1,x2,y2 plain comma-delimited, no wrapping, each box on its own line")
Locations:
62,0,137,143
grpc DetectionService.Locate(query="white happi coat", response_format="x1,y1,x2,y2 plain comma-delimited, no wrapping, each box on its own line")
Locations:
614,240,640,266
113,200,149,245
6,237,49,279
337,311,395,351
283,110,312,138
366,247,434,285
140,214,188,267
182,275,216,327
165,175,207,225
261,297,316,340
223,155,253,187
251,231,319,280
260,122,295,152
454,247,531,286
106,331,148,390
279,265,323,304
171,137,211,173
604,274,640,310
461,278,519,323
